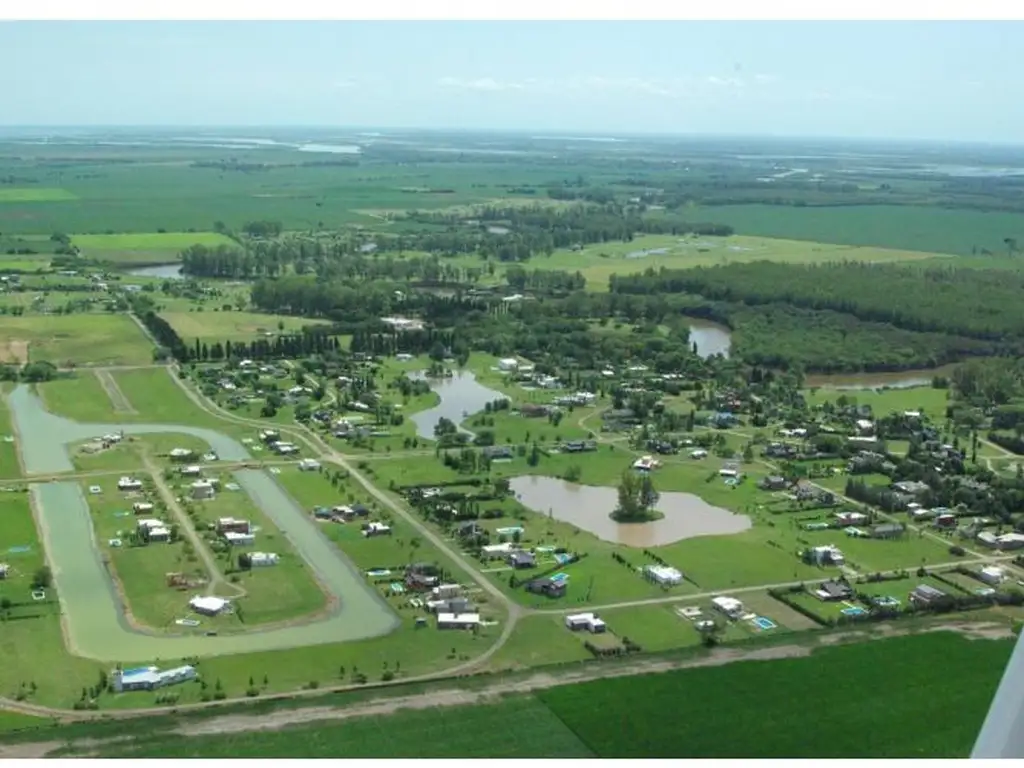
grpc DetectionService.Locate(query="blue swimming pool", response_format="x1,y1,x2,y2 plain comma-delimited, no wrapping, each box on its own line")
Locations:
550,572,570,584
841,606,867,616
554,553,572,565
754,616,777,630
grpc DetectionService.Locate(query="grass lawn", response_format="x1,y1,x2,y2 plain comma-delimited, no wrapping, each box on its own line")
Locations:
0,711,55,734
161,310,330,343
83,481,212,631
112,368,242,432
69,433,213,473
71,232,239,265
513,233,949,291
0,314,153,366
804,384,951,421
172,471,329,626
536,631,1013,757
0,188,77,202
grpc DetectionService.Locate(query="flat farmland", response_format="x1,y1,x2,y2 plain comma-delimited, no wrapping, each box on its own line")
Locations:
161,310,330,342
0,188,78,202
692,203,1024,256
0,314,152,366
518,234,949,291
71,232,239,265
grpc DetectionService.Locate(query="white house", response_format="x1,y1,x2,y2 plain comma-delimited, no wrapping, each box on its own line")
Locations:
148,526,171,542
980,566,1006,585
180,465,202,478
224,531,255,547
117,476,143,491
497,358,519,372
111,665,197,693
481,542,514,559
711,596,745,618
808,545,845,566
298,459,321,471
272,442,299,455
633,455,660,471
362,521,392,538
437,612,481,630
835,511,869,526
643,565,683,586
432,584,461,600
189,596,230,616
690,449,708,459
855,419,875,435
0,563,9,580
132,502,154,514
395,353,414,362
190,480,215,500
564,613,607,633
168,448,194,461
248,552,279,567
136,518,165,531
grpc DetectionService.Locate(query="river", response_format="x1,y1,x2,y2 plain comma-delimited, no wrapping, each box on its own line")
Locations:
508,475,751,547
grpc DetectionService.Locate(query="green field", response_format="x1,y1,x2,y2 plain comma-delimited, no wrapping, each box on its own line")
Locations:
0,390,19,478
693,204,1024,257
161,310,329,343
519,233,950,290
71,232,239,264
0,315,153,367
39,631,1012,758
0,188,78,202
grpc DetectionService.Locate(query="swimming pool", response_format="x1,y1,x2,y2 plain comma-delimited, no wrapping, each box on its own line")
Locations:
550,572,570,584
753,616,777,630
554,553,573,565
841,606,867,616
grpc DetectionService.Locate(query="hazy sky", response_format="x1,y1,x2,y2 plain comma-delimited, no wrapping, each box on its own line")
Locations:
1,21,1020,142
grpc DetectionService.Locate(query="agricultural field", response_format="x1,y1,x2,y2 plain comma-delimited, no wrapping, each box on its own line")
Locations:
0,188,78,202
160,310,330,343
0,314,152,366
71,232,239,265
521,234,951,291
691,204,1024,257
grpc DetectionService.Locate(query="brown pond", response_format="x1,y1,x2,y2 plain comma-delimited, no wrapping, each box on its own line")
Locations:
508,475,751,547
686,317,732,359
805,364,957,390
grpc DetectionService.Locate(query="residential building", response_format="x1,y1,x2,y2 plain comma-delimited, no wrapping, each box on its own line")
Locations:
117,476,143,491
190,480,215,500
814,580,854,602
132,502,154,515
980,567,1006,586
217,517,250,535
298,459,321,471
565,613,607,633
525,576,567,598
805,545,845,566
507,551,536,569
111,665,198,693
189,595,230,616
643,565,683,586
497,358,519,372
436,612,480,629
871,523,906,539
761,476,789,491
835,511,869,526
0,563,9,580
909,584,948,606
245,552,279,568
362,521,392,538
180,465,202,478
224,531,255,546
711,596,745,618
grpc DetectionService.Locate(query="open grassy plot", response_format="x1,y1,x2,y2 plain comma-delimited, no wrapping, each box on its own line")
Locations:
516,234,949,291
71,232,239,265
692,203,1024,256
173,472,329,626
0,188,78,202
82,481,212,631
804,384,951,422
0,314,153,367
161,310,331,343
70,433,213,473
90,694,595,758
537,631,1013,758
0,390,20,478
112,368,241,431
0,711,55,734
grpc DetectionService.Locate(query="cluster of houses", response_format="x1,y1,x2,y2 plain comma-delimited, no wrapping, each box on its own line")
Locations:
258,430,299,455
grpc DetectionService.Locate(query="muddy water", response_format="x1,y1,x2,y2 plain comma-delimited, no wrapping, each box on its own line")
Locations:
805,364,957,390
686,318,733,359
508,475,751,547
409,370,507,440
126,264,184,279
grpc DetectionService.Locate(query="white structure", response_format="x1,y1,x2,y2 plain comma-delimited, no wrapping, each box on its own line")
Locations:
432,584,461,600
481,542,514,558
180,465,202,477
835,511,869,525
148,526,171,542
117,476,142,491
711,596,745,619
111,665,197,693
808,545,845,566
224,531,255,546
217,517,250,534
565,613,607,633
136,518,165,531
633,455,660,471
248,552,279,567
981,567,1006,585
362,522,392,537
437,612,480,629
132,502,154,514
497,357,519,372
856,419,875,434
643,565,684,586
0,563,9,580
190,480,215,500
168,448,194,461
272,442,299,455
189,595,230,616
298,459,321,471
690,449,708,459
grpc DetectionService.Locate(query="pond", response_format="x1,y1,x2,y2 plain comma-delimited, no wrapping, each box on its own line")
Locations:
805,365,957,390
409,370,508,440
508,475,751,547
686,317,733,359
126,263,184,279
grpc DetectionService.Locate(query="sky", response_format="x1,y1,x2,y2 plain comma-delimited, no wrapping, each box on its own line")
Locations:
0,21,1021,143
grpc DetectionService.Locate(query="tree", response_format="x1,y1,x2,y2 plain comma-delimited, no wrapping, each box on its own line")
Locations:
32,566,52,590
612,469,659,522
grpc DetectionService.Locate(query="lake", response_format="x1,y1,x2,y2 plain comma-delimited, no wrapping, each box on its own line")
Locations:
508,475,751,547
805,365,957,390
126,263,184,279
409,370,508,440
